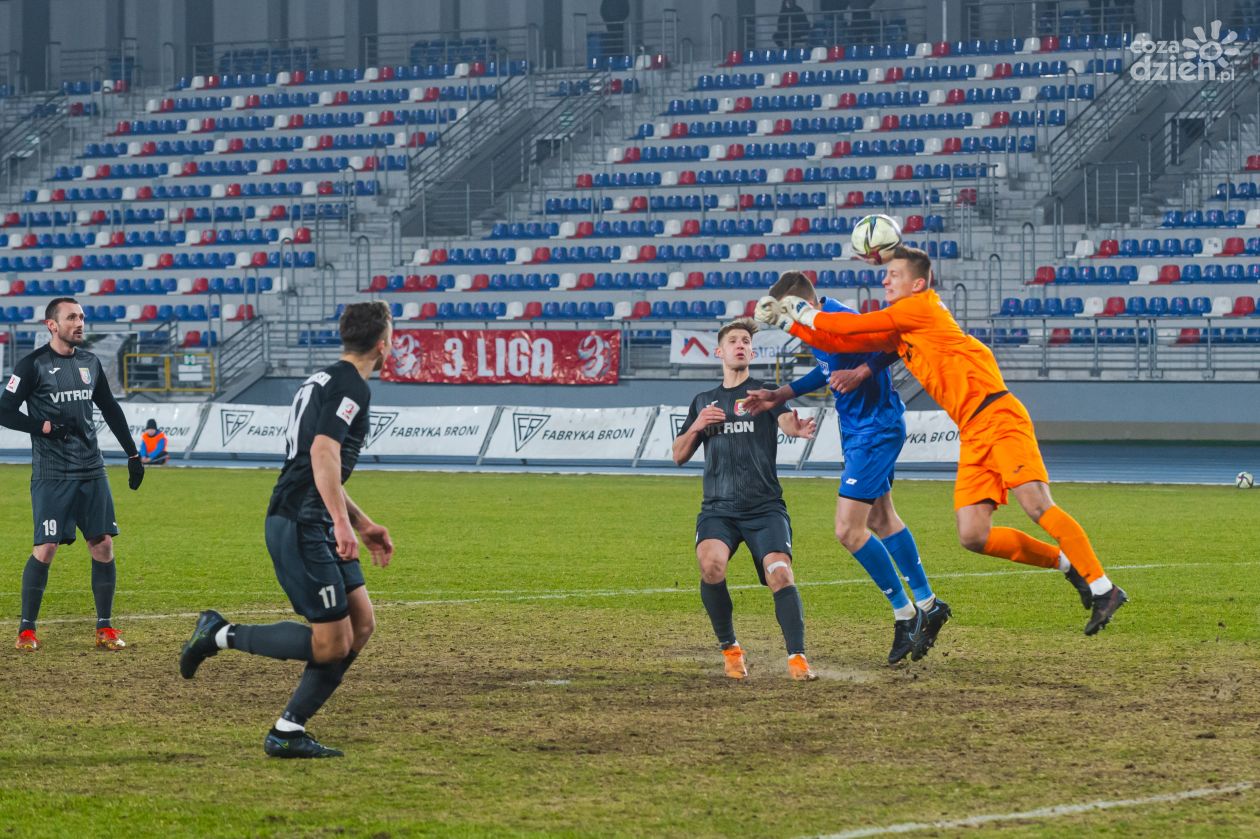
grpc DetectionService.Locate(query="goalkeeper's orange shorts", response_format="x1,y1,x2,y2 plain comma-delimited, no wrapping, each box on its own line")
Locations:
953,393,1050,510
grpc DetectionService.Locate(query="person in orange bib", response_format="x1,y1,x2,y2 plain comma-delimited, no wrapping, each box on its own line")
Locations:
753,246,1127,635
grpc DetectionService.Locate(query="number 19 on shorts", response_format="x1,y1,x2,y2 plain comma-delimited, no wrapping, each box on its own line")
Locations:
317,585,337,609
42,520,57,538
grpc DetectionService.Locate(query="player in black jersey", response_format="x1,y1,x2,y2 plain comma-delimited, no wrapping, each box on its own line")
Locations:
179,302,395,758
0,298,144,652
673,319,820,681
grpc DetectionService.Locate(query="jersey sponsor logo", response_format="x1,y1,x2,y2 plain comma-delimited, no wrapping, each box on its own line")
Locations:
335,397,361,425
4,374,18,393
50,389,93,403
221,409,254,444
366,411,398,447
78,367,91,386
512,412,550,451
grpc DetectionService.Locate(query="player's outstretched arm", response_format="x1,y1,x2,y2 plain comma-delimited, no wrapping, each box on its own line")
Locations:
787,321,898,355
345,491,392,568
1,359,46,435
777,409,816,440
672,403,725,465
310,434,359,561
742,385,793,416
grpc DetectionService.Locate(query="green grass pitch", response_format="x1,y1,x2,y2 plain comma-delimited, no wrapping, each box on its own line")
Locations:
1,464,1257,837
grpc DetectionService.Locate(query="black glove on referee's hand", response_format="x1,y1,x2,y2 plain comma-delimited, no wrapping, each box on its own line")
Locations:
127,455,145,490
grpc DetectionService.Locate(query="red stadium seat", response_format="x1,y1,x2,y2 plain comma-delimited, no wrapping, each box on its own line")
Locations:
182,330,201,348
780,71,799,87
1246,155,1260,171
1157,265,1181,283
893,165,913,180
745,243,767,261
529,247,550,264
577,272,595,290
880,115,899,130
521,301,543,320
1175,328,1200,345
989,111,1010,127
137,305,158,322
932,41,951,57
418,302,438,320
734,96,752,112
1049,328,1071,345
636,244,657,262
1094,239,1119,258
837,92,857,109
404,275,422,291
576,221,595,237
882,67,904,83
1040,36,1060,52
369,275,388,292
724,50,742,67
629,196,648,212
419,274,438,290
669,122,688,138
945,89,965,105
1221,237,1245,256
789,218,810,235
743,299,758,317
1100,296,1126,316
680,219,700,236
1032,266,1055,284
785,167,803,182
188,277,207,294
940,137,962,154
993,62,1013,79
830,140,851,157
678,170,698,185
685,271,705,288
67,255,84,270
9,280,25,295
471,274,489,291
621,147,641,163
902,215,924,233
294,227,312,244
629,301,650,319
1227,296,1256,317
828,45,845,60
773,119,792,135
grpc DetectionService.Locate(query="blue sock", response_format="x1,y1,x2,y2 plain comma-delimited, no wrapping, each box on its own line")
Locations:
884,527,934,603
851,536,911,610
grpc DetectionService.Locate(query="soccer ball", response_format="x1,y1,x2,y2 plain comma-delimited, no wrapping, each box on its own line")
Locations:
850,214,903,265
1237,471,1254,489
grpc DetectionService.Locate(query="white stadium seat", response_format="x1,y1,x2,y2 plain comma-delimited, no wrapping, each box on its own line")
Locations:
1073,240,1095,259
1137,264,1158,284
1202,237,1222,257
1211,296,1232,316
1081,297,1105,316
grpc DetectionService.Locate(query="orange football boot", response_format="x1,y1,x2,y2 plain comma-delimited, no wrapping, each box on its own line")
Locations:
15,629,40,651
787,653,818,681
95,627,127,651
722,643,748,679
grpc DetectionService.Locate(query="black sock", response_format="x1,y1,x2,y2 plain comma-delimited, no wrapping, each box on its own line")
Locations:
773,584,806,655
20,556,49,633
230,621,313,661
700,579,736,647
282,649,359,726
90,559,116,629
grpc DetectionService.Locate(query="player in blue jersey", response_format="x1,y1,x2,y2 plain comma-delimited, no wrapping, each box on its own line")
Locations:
745,271,949,664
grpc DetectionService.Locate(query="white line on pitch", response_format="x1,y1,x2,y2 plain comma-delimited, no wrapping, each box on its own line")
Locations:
34,559,1258,625
810,781,1255,839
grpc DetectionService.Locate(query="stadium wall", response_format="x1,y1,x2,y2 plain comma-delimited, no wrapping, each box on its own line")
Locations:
235,378,1260,442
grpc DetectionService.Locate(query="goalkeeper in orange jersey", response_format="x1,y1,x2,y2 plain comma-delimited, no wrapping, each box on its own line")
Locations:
752,246,1127,635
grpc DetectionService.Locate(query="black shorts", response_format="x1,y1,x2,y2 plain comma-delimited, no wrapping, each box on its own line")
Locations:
31,477,119,545
696,505,793,586
264,515,366,623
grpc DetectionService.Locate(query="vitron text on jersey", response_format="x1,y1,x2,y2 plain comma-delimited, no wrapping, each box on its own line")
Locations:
50,389,93,403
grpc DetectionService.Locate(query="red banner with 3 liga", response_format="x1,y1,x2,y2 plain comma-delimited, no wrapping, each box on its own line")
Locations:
383,329,620,385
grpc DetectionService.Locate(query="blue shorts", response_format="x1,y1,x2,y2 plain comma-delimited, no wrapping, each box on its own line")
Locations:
839,424,905,502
